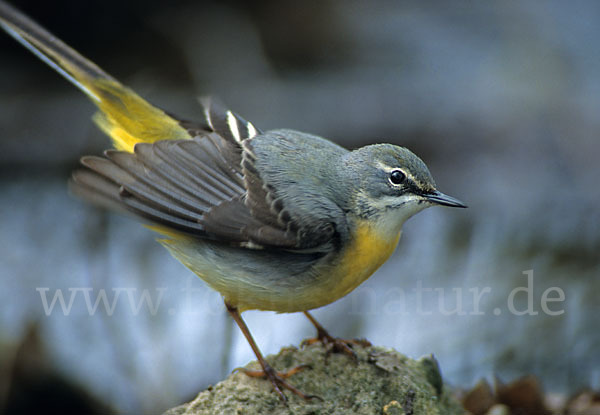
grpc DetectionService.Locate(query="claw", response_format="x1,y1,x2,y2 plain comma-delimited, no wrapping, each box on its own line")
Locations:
236,363,311,379
237,364,321,402
303,333,371,361
302,311,371,361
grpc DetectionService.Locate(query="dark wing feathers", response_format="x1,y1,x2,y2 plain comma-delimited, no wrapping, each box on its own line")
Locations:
82,154,207,225
71,168,206,234
201,199,253,242
105,151,208,218
153,137,241,202
72,136,298,247
70,170,128,214
132,142,220,208
71,101,338,251
201,199,295,247
176,136,244,192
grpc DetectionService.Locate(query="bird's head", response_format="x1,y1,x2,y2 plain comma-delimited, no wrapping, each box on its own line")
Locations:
341,144,466,234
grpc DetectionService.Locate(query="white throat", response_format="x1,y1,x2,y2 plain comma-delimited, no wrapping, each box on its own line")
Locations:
370,195,431,240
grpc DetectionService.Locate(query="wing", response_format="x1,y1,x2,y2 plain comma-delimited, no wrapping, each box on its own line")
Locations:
71,101,346,251
0,2,346,251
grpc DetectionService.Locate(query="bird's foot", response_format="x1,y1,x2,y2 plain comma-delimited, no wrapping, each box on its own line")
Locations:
234,363,321,402
301,326,371,361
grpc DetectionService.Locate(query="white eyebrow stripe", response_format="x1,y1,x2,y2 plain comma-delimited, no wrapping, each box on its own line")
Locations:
376,161,403,173
376,162,421,184
226,111,242,142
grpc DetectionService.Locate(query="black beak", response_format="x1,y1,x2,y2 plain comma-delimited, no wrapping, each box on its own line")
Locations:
425,191,467,208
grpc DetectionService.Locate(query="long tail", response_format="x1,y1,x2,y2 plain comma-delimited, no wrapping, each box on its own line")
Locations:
0,1,189,152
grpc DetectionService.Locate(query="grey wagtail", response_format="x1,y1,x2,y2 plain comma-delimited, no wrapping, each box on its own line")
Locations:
0,1,466,402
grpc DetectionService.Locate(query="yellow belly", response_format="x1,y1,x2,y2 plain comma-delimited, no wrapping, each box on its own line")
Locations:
160,219,402,313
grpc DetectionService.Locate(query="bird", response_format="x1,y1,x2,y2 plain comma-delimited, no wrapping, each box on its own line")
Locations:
0,1,466,402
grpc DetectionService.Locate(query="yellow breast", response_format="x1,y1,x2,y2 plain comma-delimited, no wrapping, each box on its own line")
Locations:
312,219,402,304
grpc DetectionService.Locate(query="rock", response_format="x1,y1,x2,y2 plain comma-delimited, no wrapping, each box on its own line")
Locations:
163,342,463,415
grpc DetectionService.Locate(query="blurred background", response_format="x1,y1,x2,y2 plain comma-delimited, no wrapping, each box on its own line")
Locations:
1,0,599,413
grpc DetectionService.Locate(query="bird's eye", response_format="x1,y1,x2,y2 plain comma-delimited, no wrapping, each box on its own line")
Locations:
389,170,406,185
